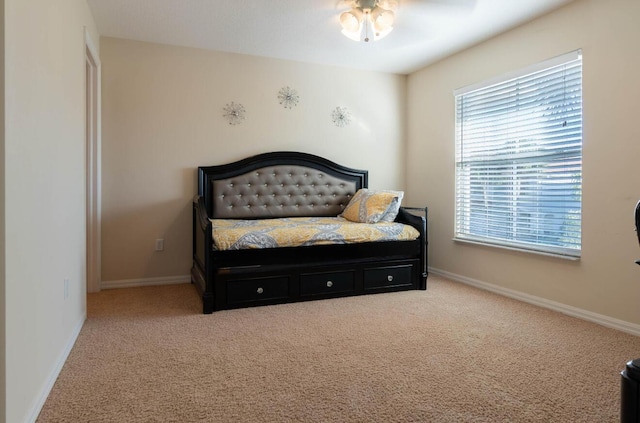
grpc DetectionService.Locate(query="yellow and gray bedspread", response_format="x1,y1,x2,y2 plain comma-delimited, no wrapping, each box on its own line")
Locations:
211,217,419,251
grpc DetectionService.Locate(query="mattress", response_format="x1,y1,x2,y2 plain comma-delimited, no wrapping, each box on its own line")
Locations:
210,216,420,251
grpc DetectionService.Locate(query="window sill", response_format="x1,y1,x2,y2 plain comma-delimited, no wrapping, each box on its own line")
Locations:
453,237,581,261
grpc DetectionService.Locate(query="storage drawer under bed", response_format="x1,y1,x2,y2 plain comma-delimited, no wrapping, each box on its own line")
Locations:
300,270,355,297
226,276,290,305
364,264,414,290
217,259,419,311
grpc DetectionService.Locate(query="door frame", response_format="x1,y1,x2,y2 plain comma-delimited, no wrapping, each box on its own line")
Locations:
85,29,101,293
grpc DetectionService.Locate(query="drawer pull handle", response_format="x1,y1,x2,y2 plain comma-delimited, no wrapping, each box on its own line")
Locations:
256,287,264,294
387,275,394,282
326,281,333,288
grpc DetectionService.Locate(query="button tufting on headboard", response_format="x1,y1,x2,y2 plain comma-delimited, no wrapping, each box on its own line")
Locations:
211,165,358,219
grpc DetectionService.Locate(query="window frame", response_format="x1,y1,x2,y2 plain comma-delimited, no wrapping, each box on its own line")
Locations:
453,50,583,259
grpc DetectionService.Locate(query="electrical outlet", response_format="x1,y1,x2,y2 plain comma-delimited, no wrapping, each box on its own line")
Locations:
155,239,164,251
64,278,69,299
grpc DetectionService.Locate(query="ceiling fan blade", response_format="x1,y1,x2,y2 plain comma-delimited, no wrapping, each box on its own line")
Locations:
419,0,476,7
335,0,356,9
401,0,477,13
392,0,477,41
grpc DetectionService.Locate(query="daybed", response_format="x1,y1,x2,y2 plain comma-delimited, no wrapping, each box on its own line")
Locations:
191,151,428,314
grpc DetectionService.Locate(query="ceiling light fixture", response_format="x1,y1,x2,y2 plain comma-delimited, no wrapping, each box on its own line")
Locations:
339,0,397,43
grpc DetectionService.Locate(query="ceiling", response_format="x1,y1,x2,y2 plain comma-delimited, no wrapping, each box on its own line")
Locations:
86,0,576,75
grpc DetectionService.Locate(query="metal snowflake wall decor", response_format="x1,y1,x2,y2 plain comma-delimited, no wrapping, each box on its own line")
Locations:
277,86,300,109
222,102,246,125
331,106,352,127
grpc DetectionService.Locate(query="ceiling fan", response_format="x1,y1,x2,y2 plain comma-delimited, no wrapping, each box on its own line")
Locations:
336,0,477,42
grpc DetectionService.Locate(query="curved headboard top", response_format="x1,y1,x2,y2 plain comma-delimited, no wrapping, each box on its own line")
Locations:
198,151,368,219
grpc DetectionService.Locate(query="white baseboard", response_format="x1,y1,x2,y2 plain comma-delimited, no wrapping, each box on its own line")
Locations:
26,275,189,421
28,314,86,423
101,275,191,290
429,267,640,337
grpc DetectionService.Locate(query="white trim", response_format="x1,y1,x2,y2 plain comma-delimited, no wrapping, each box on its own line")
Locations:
101,275,191,290
27,315,85,423
429,267,640,337
453,237,581,261
85,27,102,293
454,49,582,96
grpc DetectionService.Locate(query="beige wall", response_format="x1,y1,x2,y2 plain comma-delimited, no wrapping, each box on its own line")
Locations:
100,37,407,282
407,0,640,325
4,0,99,421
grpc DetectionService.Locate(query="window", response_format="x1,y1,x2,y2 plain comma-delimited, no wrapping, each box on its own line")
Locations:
454,50,582,258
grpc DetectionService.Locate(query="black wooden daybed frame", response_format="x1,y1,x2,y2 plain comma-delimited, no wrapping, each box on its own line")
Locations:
191,151,428,314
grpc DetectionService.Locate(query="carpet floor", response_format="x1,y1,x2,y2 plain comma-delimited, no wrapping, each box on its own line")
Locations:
37,275,640,422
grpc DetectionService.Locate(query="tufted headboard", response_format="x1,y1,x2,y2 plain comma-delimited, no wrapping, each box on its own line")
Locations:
198,151,368,219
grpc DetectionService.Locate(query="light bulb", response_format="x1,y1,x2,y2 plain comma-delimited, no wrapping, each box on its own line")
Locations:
340,8,363,33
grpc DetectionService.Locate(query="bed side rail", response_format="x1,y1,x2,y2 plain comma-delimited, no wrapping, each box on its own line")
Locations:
396,206,428,289
193,195,212,270
192,195,215,312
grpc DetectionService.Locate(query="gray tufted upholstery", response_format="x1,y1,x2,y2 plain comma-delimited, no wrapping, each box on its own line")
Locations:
212,165,357,219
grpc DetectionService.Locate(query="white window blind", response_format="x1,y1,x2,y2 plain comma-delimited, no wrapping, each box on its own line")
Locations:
454,51,582,258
